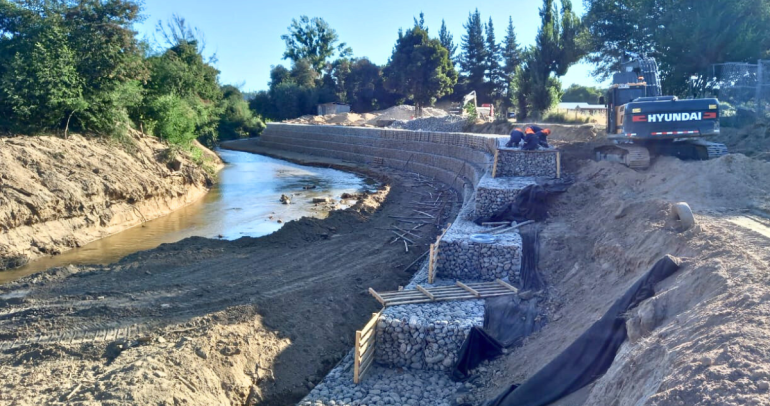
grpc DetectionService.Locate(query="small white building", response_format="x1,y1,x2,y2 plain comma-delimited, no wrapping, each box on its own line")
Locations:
557,102,607,114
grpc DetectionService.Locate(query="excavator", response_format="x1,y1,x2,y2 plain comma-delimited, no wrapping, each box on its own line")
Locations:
595,57,728,169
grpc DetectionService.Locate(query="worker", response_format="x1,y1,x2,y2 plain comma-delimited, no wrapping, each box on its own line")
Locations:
521,127,540,150
537,128,552,148
524,125,552,149
506,128,524,148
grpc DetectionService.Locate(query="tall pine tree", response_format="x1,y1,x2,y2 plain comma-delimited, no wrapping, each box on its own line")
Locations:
438,19,457,62
459,9,487,100
502,17,521,80
485,17,502,104
502,17,522,112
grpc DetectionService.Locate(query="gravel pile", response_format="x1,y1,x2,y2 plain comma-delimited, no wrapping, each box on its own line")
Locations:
390,115,466,132
299,350,470,406
373,105,448,122
475,174,538,218
375,300,484,372
495,149,560,178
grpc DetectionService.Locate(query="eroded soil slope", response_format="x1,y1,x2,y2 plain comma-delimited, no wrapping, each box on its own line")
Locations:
0,133,219,270
473,154,770,406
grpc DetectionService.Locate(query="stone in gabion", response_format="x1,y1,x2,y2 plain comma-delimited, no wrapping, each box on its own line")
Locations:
474,174,538,218
495,148,560,178
374,300,484,372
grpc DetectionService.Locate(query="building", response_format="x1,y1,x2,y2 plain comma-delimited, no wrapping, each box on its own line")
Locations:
318,103,351,116
557,102,607,115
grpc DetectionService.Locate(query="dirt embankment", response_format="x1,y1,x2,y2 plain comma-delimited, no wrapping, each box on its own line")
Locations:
472,154,770,405
0,133,221,270
0,159,459,405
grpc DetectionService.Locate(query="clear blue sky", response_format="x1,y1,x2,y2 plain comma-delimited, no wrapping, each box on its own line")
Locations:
134,0,606,92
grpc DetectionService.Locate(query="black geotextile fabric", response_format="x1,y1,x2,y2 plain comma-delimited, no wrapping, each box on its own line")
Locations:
520,230,545,291
452,297,544,381
474,182,571,225
483,255,682,406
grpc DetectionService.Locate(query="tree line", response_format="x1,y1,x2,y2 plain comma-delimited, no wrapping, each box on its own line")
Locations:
0,0,263,148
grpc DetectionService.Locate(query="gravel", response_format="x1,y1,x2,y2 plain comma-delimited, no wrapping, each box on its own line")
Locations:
495,148,560,178
298,350,470,406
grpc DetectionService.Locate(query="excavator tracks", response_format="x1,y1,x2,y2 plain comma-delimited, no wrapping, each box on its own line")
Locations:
595,144,651,169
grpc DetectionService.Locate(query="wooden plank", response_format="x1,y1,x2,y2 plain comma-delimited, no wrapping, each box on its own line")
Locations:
353,330,362,384
496,279,519,293
359,350,375,381
428,244,435,284
416,285,435,301
556,151,562,179
456,281,480,298
369,288,386,306
360,312,381,338
492,149,500,178
358,332,376,355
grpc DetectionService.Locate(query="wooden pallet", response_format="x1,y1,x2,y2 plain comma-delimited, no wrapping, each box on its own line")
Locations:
369,279,518,307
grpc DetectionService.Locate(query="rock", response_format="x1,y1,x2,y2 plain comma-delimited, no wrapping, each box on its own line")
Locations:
313,197,330,204
758,380,769,391
280,194,291,204
195,347,208,359
156,336,167,344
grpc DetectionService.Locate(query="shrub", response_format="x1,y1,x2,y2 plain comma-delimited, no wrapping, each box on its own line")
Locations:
146,94,197,146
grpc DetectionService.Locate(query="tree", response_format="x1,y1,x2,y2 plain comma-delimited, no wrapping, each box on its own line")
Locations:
438,20,457,62
516,0,586,116
281,16,352,72
502,17,522,80
383,26,457,114
269,65,292,88
485,17,503,102
290,59,318,88
459,9,487,100
501,17,522,112
561,84,604,103
217,85,264,141
584,0,770,95
414,12,427,32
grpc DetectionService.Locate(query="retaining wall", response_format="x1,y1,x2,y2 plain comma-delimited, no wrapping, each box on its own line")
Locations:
375,300,484,372
495,148,561,178
475,174,538,218
260,124,499,196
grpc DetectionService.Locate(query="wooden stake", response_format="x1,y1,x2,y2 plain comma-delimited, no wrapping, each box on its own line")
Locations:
353,330,362,384
492,149,500,178
556,151,561,179
428,244,435,284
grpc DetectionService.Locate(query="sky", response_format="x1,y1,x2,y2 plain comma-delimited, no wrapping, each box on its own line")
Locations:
134,0,607,92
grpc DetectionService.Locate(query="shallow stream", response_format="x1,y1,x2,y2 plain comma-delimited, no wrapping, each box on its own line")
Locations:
1,149,372,283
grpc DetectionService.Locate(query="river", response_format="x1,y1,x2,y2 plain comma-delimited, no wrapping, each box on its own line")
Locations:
1,149,373,283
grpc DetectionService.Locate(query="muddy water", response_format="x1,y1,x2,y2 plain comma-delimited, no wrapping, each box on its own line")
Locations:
1,149,373,283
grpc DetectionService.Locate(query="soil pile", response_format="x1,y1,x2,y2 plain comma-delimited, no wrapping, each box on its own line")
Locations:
284,105,447,127
0,133,220,270
716,123,770,161
471,155,770,405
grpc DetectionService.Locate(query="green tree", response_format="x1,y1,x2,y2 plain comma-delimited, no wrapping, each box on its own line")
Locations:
485,17,503,102
217,85,264,141
281,16,352,72
345,58,389,112
501,17,522,112
290,59,319,88
459,10,487,100
584,0,770,95
438,19,457,62
517,0,586,116
561,84,604,103
383,25,458,114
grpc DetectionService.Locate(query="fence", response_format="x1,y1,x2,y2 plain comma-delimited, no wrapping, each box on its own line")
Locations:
353,310,381,384
708,60,770,114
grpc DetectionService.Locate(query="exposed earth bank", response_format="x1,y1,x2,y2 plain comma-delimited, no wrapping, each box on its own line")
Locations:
0,156,459,405
0,132,221,271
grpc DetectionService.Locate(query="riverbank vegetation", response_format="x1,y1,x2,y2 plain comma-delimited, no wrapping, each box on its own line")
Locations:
0,1,263,151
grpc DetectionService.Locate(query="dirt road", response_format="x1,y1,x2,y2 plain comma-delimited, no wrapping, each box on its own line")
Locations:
0,152,459,405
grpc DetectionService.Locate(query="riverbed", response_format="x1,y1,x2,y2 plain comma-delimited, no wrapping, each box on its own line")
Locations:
1,149,372,283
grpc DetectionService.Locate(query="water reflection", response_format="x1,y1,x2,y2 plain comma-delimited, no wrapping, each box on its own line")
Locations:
1,149,370,283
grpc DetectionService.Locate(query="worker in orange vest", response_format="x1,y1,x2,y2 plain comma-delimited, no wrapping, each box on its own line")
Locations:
506,128,525,148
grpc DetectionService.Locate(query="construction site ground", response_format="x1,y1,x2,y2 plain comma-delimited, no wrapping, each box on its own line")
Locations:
1,123,769,406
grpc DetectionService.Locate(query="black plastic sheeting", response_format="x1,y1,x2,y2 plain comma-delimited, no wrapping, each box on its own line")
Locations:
519,230,545,291
452,297,544,381
484,255,681,406
474,182,571,225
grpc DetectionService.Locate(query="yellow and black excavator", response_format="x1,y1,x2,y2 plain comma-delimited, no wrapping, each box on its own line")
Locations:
595,57,728,169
